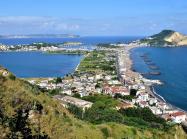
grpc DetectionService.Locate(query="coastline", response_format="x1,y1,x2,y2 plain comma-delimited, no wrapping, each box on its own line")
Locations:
75,54,85,71
125,45,187,114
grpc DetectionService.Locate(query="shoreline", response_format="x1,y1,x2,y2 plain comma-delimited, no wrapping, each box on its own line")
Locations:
124,45,187,114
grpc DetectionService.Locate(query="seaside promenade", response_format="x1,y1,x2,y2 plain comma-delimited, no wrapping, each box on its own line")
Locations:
118,43,187,126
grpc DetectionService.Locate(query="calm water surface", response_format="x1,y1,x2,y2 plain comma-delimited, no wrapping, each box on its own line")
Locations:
0,36,141,45
0,51,83,78
0,36,141,78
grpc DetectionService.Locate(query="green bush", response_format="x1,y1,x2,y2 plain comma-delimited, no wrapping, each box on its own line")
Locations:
119,107,166,125
9,74,16,80
67,104,83,119
84,105,124,124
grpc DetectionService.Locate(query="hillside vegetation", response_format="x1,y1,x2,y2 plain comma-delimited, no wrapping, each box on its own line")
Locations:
141,30,187,46
0,67,187,139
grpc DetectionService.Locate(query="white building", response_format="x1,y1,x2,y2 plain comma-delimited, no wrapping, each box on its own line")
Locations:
105,75,112,80
139,101,148,108
138,93,149,101
95,74,102,80
157,102,167,110
54,95,93,111
149,106,162,115
170,112,186,123
61,89,72,96
149,98,158,105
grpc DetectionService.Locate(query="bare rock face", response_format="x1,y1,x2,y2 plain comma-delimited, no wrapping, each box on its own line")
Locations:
164,32,187,46
140,30,187,46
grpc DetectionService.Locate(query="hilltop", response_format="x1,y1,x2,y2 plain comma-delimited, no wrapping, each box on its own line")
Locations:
140,30,187,46
0,67,187,139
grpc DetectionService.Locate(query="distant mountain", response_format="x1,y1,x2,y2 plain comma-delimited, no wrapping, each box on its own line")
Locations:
140,30,187,46
0,34,80,39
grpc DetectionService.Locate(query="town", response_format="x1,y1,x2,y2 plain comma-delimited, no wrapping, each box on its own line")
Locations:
0,42,95,52
25,43,187,126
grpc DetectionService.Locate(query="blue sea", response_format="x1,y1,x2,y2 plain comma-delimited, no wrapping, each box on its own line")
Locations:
0,51,83,78
131,47,187,111
0,36,141,78
0,36,140,45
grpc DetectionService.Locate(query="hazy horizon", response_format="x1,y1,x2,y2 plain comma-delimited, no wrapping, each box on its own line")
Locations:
0,0,187,36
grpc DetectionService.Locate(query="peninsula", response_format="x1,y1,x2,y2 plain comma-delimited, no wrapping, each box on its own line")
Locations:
0,34,80,39
140,30,187,46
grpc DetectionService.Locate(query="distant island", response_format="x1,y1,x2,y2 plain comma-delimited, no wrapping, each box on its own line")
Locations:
0,42,89,53
0,34,80,39
140,30,187,46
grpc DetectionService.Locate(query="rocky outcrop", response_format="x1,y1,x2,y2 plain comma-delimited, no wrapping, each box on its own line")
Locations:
140,30,187,46
164,32,187,46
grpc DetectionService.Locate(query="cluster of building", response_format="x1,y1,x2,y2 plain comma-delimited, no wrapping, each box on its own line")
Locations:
28,72,125,98
0,44,9,51
115,47,187,124
0,43,59,52
28,46,187,125
28,71,132,114
103,85,129,97
131,91,186,123
0,42,94,52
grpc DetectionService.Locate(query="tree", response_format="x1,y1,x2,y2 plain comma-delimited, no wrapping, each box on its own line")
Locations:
9,74,16,80
114,93,123,99
48,89,60,96
56,77,62,84
119,107,165,125
84,104,124,124
95,83,101,89
68,104,83,119
130,89,137,96
7,108,49,139
72,93,81,98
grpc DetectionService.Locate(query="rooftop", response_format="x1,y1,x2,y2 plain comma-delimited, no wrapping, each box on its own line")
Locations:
171,112,186,117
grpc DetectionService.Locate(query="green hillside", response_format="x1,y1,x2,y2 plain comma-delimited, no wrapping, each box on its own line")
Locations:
0,67,187,139
140,30,174,45
140,30,187,46
151,30,175,39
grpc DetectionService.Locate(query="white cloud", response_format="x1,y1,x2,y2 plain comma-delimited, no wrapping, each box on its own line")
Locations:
0,16,80,34
0,15,187,36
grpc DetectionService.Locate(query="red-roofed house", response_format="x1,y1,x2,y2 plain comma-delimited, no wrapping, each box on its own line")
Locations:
139,101,148,108
170,111,186,123
103,86,130,97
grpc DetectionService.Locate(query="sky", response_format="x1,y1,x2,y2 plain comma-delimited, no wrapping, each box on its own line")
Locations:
0,0,187,36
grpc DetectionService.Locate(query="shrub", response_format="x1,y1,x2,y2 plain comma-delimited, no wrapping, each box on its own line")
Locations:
9,74,16,80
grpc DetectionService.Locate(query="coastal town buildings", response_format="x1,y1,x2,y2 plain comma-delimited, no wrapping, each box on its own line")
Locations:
53,95,93,110
25,44,187,126
0,44,9,51
103,86,130,97
170,112,186,123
